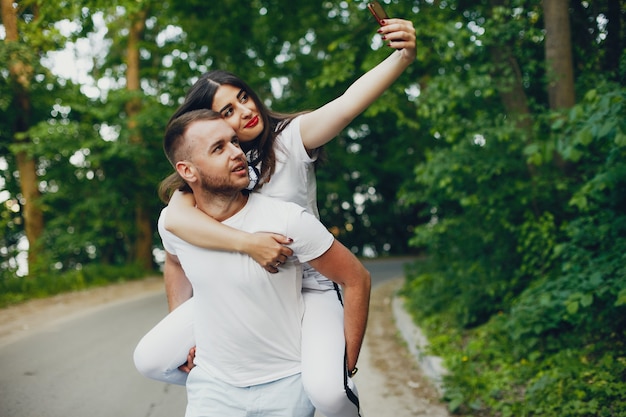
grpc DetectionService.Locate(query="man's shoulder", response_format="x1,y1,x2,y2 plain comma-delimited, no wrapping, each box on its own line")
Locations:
157,206,168,230
157,206,183,245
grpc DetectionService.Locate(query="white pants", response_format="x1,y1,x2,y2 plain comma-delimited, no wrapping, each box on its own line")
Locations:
185,369,314,417
134,288,362,417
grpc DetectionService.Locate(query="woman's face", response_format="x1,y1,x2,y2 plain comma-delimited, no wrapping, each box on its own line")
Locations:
212,84,264,143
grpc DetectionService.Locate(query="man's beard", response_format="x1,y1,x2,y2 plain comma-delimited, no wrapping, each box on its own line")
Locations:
198,170,242,196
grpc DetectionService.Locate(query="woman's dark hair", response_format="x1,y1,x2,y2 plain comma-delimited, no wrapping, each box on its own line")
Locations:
158,172,191,204
168,70,304,189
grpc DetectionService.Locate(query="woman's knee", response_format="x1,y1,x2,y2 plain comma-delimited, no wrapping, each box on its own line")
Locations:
302,372,348,411
133,336,162,379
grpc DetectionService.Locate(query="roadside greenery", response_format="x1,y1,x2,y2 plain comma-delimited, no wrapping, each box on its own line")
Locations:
0,263,147,308
400,24,626,417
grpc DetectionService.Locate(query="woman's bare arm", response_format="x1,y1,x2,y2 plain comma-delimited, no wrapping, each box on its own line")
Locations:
165,190,293,271
299,18,416,152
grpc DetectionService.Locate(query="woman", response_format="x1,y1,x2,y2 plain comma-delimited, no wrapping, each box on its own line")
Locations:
135,17,416,417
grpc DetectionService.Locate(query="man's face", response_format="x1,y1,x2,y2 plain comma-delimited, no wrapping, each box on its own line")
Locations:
179,118,249,194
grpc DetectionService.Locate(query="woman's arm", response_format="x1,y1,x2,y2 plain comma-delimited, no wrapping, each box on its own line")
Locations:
165,190,293,271
299,18,416,151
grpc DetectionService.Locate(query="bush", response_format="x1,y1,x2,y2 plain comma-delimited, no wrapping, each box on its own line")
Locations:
401,83,626,415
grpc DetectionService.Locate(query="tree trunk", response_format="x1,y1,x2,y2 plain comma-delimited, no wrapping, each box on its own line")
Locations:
487,0,534,133
2,0,44,272
489,45,533,131
543,0,576,173
125,9,153,270
542,0,576,109
489,43,541,217
487,0,541,215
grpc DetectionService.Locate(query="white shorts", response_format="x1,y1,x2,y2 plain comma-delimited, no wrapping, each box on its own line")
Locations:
185,367,315,417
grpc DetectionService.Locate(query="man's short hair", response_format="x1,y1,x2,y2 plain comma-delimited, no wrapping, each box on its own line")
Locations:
163,109,222,167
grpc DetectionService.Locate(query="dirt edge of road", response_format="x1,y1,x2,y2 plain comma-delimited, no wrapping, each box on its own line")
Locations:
358,279,450,416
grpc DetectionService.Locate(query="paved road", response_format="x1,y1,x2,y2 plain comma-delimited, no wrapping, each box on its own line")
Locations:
0,291,184,417
0,257,448,417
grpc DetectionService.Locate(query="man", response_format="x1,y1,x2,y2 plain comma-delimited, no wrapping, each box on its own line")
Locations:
159,109,371,417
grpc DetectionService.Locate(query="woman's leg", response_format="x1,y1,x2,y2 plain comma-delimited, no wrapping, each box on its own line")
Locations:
133,298,195,386
301,288,362,417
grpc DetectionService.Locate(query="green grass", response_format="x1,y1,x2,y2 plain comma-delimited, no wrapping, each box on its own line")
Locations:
0,263,151,308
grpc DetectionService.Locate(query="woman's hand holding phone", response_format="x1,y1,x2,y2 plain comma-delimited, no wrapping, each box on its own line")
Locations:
368,2,416,60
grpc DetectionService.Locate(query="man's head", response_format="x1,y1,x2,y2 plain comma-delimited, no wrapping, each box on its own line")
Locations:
164,109,250,198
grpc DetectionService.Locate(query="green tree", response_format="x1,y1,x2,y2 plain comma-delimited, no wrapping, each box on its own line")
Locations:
123,3,152,269
398,0,625,414
2,0,44,272
0,0,90,275
2,1,427,283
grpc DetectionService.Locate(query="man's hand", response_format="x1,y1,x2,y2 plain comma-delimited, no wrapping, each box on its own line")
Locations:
178,346,196,373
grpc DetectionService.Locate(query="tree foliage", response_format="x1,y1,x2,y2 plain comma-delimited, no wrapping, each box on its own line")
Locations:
1,0,424,284
398,0,626,414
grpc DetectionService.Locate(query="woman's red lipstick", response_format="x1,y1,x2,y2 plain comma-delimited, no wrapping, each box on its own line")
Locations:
245,115,259,129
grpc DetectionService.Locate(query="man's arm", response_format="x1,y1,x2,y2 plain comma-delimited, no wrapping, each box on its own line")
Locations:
164,250,193,312
307,240,371,373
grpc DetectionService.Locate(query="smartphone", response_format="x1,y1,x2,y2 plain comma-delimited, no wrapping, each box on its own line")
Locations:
367,1,389,26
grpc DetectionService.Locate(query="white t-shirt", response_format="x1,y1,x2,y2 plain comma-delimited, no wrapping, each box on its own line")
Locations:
159,193,335,387
256,116,333,290
258,116,320,219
